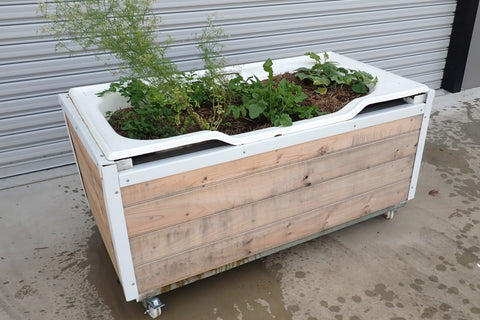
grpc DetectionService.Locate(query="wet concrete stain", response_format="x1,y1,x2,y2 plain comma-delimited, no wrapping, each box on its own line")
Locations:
409,279,425,292
425,102,480,203
455,246,480,269
85,228,144,319
86,224,292,320
423,143,474,175
158,259,292,320
364,283,398,302
14,285,37,299
0,180,113,320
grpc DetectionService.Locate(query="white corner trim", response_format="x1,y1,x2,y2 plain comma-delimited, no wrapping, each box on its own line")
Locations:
408,89,435,200
101,164,139,301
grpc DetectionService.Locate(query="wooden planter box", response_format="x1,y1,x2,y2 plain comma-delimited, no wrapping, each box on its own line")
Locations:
59,53,434,306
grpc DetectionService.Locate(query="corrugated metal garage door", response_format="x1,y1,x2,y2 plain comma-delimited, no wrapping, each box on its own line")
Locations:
0,0,456,178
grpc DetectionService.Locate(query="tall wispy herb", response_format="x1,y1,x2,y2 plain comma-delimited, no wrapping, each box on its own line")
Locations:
40,0,178,86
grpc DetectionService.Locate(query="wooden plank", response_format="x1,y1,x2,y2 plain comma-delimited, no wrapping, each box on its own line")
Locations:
130,155,415,265
67,120,119,275
134,178,411,294
122,115,422,206
125,132,419,237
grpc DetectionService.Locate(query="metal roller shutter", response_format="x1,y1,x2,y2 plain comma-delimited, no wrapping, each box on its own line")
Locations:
0,0,456,178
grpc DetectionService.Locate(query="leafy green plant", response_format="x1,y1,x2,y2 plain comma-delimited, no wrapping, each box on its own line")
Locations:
99,78,181,139
296,52,377,95
40,0,178,88
227,58,316,127
41,0,235,138
187,16,232,131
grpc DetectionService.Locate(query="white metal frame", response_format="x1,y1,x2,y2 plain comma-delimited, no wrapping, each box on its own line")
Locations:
117,99,430,187
66,52,430,161
61,94,139,302
101,164,139,301
408,88,435,200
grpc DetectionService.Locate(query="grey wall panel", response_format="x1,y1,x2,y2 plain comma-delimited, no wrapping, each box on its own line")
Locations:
0,0,457,178
0,71,116,101
0,140,75,178
0,111,65,136
1,96,61,118
1,127,69,151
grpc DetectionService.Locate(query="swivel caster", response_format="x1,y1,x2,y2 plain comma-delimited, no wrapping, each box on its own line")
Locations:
143,296,165,318
384,209,396,220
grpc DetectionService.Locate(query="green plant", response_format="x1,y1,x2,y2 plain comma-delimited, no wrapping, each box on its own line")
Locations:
227,58,315,127
41,0,235,138
296,52,377,94
40,0,178,87
187,16,232,131
98,78,181,139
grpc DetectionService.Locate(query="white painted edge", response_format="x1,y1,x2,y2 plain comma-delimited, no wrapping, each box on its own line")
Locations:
101,164,139,302
66,52,429,161
408,89,435,200
119,101,427,187
61,94,138,301
59,94,114,170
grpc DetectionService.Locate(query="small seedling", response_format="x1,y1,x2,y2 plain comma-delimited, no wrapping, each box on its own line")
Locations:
296,52,377,95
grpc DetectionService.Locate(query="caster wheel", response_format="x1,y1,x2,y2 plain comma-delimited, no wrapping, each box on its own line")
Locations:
143,296,165,318
384,210,396,220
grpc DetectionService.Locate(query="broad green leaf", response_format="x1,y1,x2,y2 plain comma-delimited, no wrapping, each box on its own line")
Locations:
248,101,266,119
263,58,273,71
315,87,328,94
295,67,311,73
273,113,292,127
263,58,274,79
294,92,308,103
296,72,311,81
351,83,368,94
226,105,240,119
305,52,321,62
312,76,330,86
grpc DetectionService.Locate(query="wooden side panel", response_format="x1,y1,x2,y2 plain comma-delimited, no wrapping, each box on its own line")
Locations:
130,155,414,266
135,179,411,294
67,120,119,275
125,130,420,237
121,115,423,297
121,115,423,206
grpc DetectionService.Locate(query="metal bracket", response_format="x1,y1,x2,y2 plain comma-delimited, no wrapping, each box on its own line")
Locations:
404,93,427,104
115,158,133,171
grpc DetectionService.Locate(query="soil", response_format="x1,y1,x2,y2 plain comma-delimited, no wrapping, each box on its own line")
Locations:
108,72,365,139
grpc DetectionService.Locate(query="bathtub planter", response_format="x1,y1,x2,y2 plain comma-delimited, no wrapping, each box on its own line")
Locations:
60,52,434,314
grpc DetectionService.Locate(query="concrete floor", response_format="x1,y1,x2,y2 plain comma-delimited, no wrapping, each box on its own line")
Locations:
1,88,479,320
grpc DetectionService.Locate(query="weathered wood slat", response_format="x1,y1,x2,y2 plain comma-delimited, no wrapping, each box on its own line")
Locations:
121,115,422,206
130,154,415,265
124,130,419,237
134,178,411,294
68,121,119,275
